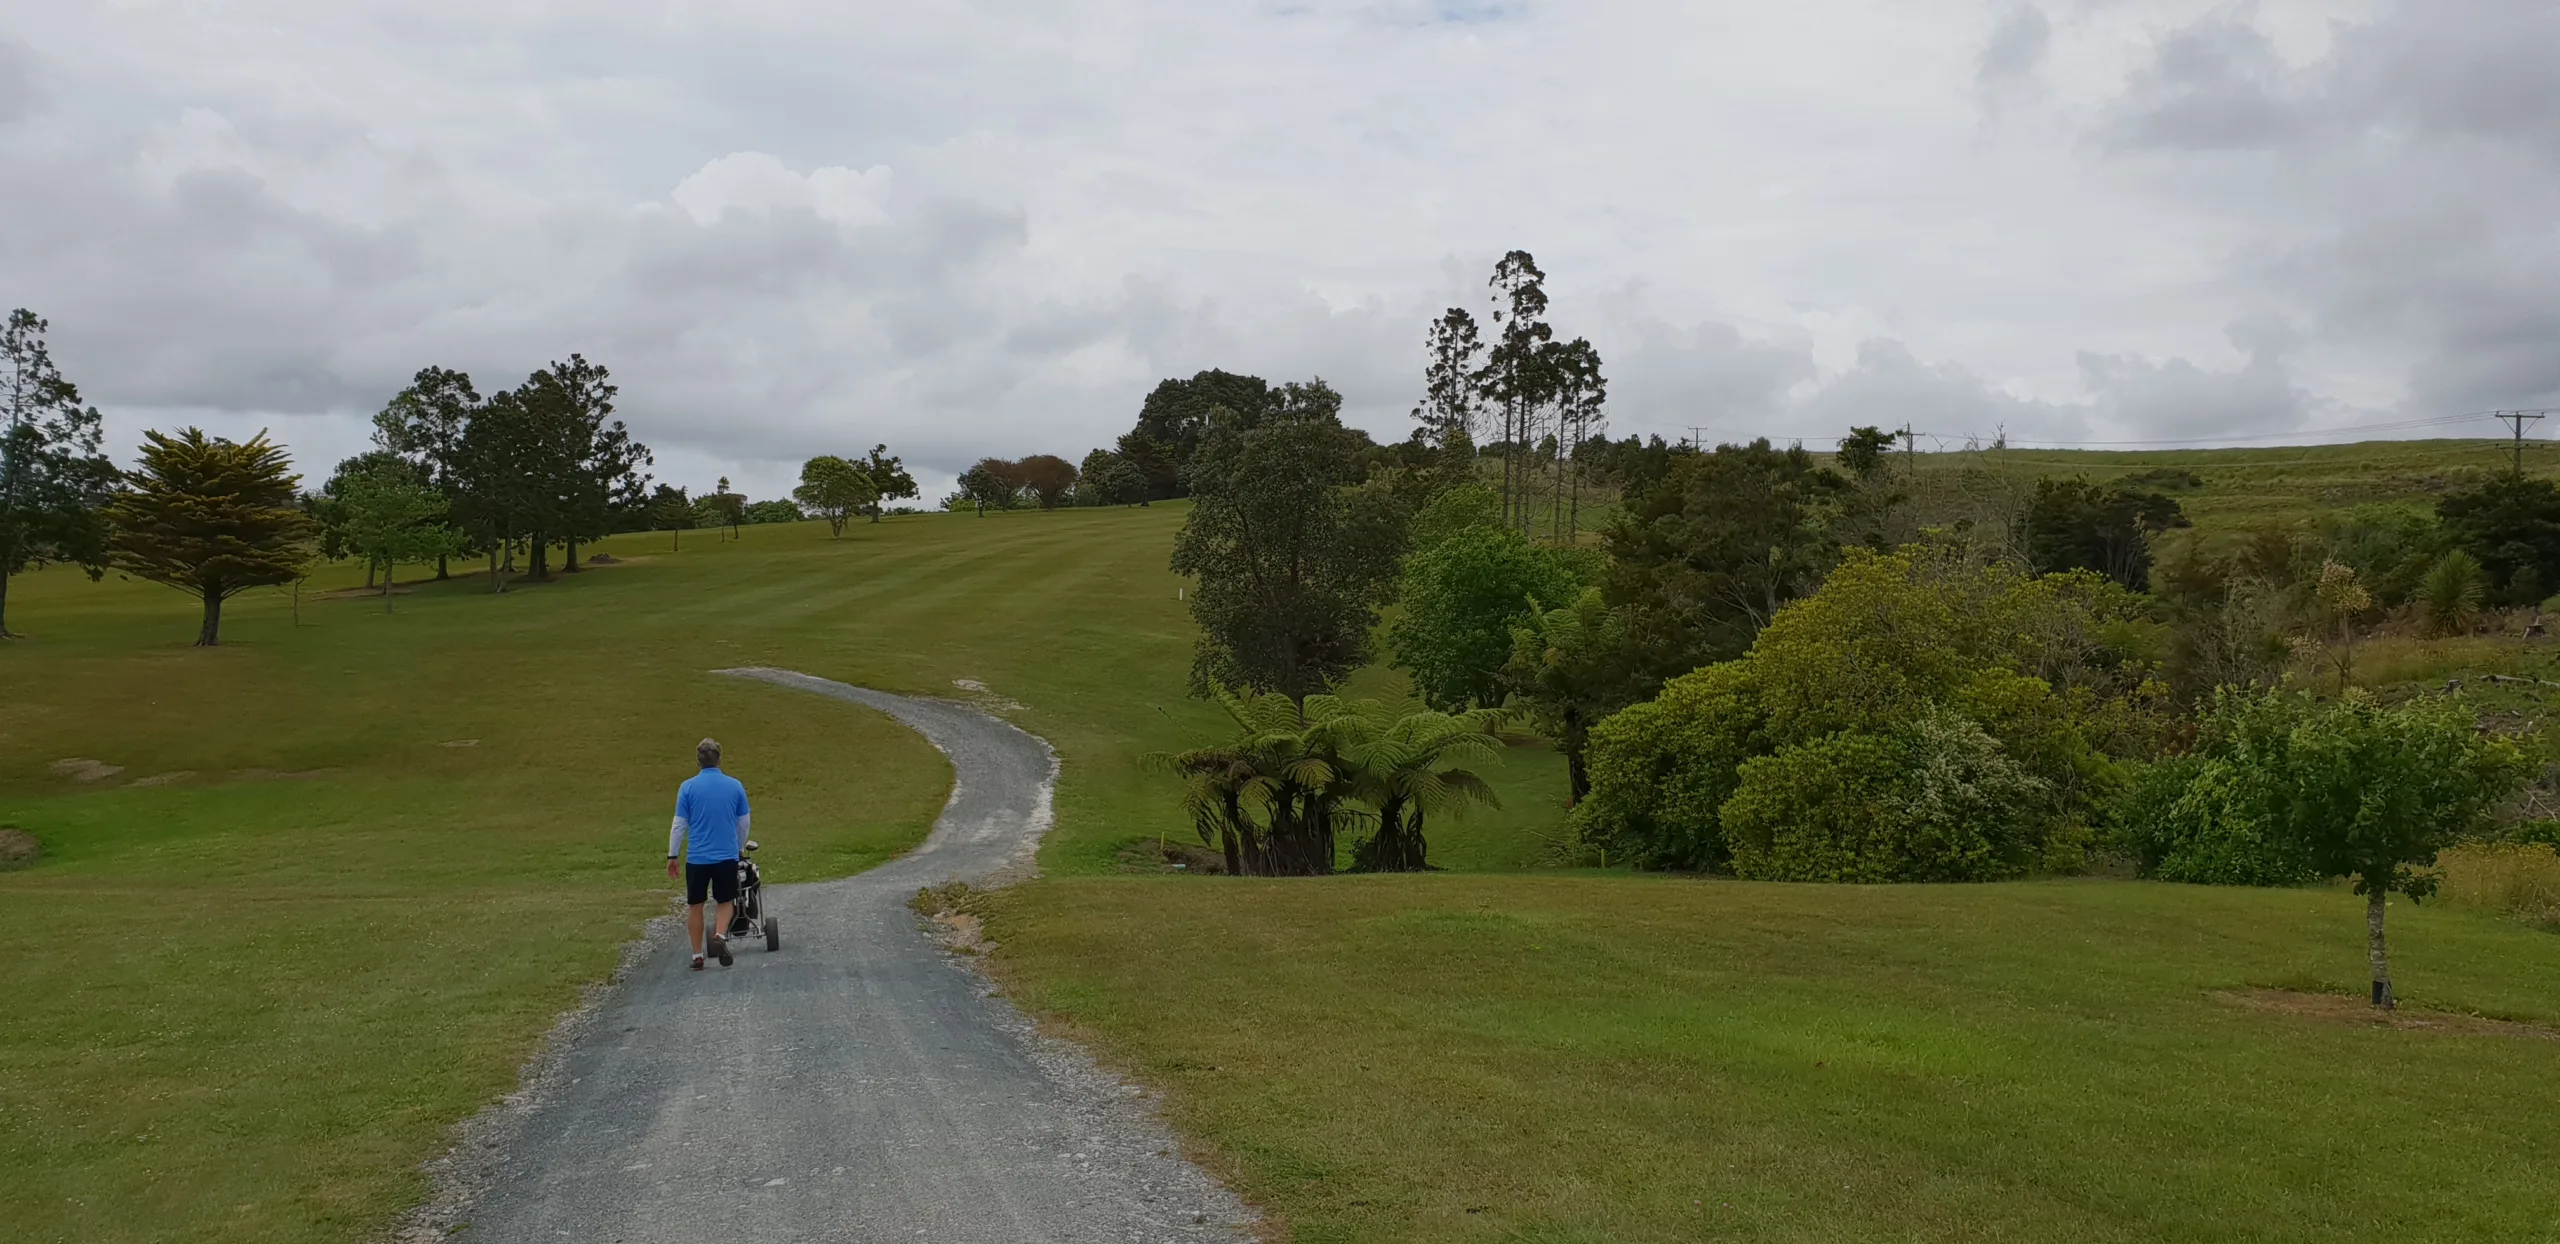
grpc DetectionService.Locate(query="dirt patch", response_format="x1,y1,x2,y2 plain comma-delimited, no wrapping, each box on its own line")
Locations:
48,758,123,783
438,739,480,749
0,828,38,871
1118,840,1227,875
912,882,1000,956
2217,988,2560,1040
125,771,197,789
230,768,338,782
950,678,1027,713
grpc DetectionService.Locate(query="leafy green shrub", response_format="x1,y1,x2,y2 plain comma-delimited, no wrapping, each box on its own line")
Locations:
1575,543,2160,878
2111,689,2317,885
1722,713,2054,882
1573,661,1763,870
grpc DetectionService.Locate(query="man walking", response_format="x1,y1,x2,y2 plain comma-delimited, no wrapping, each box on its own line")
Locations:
666,738,751,970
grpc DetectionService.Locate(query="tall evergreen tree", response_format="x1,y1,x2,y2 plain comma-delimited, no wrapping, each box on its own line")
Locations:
1480,251,1554,534
1413,307,1485,461
370,365,480,579
520,355,649,575
0,309,117,637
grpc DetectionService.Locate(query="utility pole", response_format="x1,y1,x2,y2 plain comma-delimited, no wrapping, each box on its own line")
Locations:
2494,409,2553,476
1685,425,1707,451
1901,423,1916,480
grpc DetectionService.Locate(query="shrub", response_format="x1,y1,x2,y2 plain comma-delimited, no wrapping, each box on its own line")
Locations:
2418,549,2487,636
1577,543,2161,877
2110,689,2318,886
1572,662,1763,870
1722,713,2054,883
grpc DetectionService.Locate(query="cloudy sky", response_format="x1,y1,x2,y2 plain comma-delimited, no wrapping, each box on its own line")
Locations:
2,1,2553,501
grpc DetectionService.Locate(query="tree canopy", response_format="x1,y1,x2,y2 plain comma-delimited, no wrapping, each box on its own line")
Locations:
1126,369,1271,499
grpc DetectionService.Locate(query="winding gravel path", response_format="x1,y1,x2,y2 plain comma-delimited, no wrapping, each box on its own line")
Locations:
432,668,1255,1243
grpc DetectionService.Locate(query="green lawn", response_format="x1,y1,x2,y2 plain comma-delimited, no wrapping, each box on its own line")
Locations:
0,504,1567,1243
978,874,2560,1244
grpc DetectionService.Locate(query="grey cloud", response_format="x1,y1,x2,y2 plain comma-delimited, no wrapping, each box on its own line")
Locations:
1975,5,2051,98
2076,317,2320,440
2325,5,2560,154
0,37,37,124
2082,1,2560,426
1603,315,1818,439
1795,339,2088,444
2100,11,2298,151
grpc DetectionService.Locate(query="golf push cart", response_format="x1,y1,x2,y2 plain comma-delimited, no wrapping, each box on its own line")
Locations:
723,840,781,952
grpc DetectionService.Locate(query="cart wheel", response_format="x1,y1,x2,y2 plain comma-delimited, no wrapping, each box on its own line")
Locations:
764,917,781,952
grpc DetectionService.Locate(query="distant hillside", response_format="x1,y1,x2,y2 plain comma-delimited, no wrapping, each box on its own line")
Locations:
1909,437,2560,535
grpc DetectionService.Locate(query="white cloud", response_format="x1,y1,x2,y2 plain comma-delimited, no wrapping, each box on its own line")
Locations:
669,152,893,228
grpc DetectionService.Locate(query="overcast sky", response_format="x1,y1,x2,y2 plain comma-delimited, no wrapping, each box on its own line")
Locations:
3,1,2553,501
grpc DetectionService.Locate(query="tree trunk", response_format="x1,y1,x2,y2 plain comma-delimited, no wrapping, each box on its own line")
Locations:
435,553,449,581
383,563,395,613
1563,710,1591,805
489,548,503,594
564,536,580,573
0,565,14,638
364,559,377,589
2367,887,2394,1010
1221,825,1242,876
529,537,549,580
196,591,223,647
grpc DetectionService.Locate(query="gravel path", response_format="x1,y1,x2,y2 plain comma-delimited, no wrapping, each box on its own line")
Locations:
428,668,1255,1243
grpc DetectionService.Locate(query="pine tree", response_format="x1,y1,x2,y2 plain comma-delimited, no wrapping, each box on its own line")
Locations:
106,429,316,646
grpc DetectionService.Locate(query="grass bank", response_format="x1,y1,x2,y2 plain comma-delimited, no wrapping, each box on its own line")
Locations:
980,874,2560,1243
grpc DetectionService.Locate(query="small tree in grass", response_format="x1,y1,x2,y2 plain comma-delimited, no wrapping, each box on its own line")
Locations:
339,465,467,612
2261,694,2531,1009
794,455,877,538
649,484,694,549
106,428,316,645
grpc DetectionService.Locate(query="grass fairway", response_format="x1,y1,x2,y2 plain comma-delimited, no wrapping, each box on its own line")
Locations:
0,504,1569,1243
980,875,2560,1243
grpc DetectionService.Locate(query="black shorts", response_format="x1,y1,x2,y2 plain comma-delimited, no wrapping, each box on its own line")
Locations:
685,859,740,906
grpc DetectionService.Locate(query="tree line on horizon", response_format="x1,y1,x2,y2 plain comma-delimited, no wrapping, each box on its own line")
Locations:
0,308,942,642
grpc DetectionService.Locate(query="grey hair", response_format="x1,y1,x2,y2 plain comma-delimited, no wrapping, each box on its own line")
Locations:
696,738,721,768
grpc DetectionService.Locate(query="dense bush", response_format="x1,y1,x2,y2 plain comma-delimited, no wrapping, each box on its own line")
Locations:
2316,504,2448,608
1574,543,2160,879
